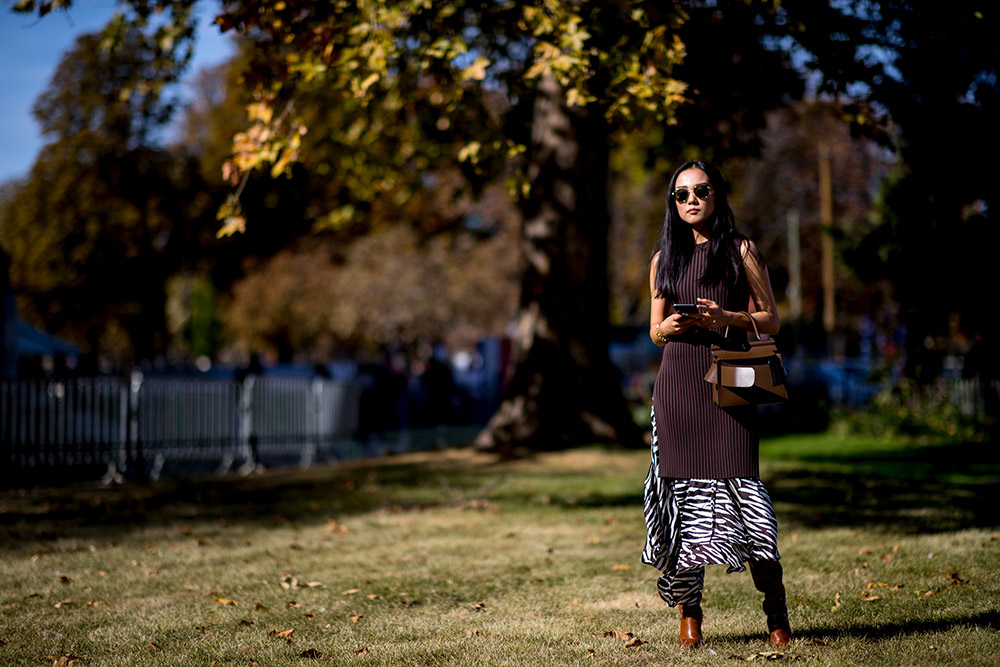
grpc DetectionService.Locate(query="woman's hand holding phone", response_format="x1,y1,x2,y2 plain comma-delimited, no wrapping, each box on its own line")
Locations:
658,304,702,337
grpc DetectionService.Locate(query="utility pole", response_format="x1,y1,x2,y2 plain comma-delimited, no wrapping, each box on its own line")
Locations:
818,144,836,352
786,208,802,322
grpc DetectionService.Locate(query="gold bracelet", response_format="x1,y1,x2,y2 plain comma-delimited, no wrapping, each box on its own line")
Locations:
654,323,669,344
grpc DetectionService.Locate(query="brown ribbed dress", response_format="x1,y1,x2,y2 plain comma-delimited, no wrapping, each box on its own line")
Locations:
653,242,758,479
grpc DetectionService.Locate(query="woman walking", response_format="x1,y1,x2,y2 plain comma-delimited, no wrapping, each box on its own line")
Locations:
641,160,791,648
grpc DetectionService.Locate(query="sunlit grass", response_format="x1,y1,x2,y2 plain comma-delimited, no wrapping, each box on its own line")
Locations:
1,438,998,666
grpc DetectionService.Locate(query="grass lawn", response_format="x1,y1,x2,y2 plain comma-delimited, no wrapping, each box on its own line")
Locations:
1,433,998,666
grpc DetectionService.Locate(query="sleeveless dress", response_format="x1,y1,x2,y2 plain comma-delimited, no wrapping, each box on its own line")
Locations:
640,241,780,606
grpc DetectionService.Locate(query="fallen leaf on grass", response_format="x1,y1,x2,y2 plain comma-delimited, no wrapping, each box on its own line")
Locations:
212,597,236,606
744,651,786,661
326,520,349,533
831,592,841,610
254,602,268,613
85,601,108,607
59,576,71,585
881,554,893,563
946,573,969,586
299,648,322,659
269,628,294,646
858,547,873,555
350,615,363,623
866,582,890,589
585,648,596,658
354,646,369,655
54,600,73,608
287,601,300,608
366,594,379,600
399,597,416,607
610,564,631,571
466,629,481,637
861,590,879,601
147,642,161,652
603,629,646,648
43,654,87,666
472,601,487,612
342,589,360,595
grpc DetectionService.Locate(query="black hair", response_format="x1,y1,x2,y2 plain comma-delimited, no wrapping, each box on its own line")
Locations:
652,160,748,303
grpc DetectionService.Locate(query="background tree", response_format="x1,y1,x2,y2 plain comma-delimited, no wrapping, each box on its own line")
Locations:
0,28,203,366
778,0,1000,379
11,0,819,449
212,0,816,450
222,178,520,362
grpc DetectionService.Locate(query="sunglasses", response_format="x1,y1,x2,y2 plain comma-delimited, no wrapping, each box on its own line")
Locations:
672,183,712,204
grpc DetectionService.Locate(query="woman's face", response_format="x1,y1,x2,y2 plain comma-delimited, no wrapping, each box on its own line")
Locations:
674,168,715,230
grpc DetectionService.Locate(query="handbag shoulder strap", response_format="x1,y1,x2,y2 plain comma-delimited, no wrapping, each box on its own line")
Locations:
723,311,762,342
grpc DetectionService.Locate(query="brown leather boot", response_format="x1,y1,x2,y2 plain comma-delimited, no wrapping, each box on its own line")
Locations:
677,604,703,648
749,559,792,647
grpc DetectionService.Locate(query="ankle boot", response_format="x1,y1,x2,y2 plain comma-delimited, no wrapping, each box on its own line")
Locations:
748,559,792,647
677,604,703,648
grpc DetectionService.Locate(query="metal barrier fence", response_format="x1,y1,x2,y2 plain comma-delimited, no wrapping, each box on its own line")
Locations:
0,373,362,484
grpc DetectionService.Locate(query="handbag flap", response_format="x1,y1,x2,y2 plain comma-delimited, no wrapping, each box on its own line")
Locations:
704,364,756,388
709,339,778,360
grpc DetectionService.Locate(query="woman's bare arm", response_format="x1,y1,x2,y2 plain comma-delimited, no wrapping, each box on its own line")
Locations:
649,251,702,345
694,240,780,335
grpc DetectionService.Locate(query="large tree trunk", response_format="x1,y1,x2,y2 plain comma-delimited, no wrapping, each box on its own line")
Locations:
476,75,642,452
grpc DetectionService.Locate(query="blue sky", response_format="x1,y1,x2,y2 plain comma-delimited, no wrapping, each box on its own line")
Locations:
0,0,235,183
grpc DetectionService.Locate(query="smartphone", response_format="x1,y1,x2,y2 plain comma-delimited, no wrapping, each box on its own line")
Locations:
673,303,699,317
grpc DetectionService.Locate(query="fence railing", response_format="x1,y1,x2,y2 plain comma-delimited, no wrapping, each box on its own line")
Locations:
1,373,362,484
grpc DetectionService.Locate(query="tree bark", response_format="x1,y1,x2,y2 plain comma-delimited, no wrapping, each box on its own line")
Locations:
475,75,642,452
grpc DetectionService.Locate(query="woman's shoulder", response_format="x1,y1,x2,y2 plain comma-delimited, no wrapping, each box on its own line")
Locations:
733,236,762,263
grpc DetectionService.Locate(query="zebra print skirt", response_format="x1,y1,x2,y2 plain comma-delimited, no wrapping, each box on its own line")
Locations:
641,407,780,606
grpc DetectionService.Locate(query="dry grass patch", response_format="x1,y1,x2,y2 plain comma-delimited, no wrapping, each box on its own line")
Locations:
2,439,999,665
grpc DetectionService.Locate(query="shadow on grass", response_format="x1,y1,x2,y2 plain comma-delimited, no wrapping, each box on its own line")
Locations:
720,610,1000,644
0,453,505,547
1,438,998,547
762,440,1000,533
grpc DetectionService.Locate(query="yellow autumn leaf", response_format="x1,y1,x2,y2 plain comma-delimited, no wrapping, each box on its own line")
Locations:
461,56,491,81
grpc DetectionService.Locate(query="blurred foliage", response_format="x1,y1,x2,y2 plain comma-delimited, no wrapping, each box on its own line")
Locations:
223,178,520,360
831,379,994,445
7,0,996,417
0,30,207,366
781,1,1000,376
731,102,894,356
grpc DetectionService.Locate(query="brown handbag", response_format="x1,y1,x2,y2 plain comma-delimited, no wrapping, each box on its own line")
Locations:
703,312,788,407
